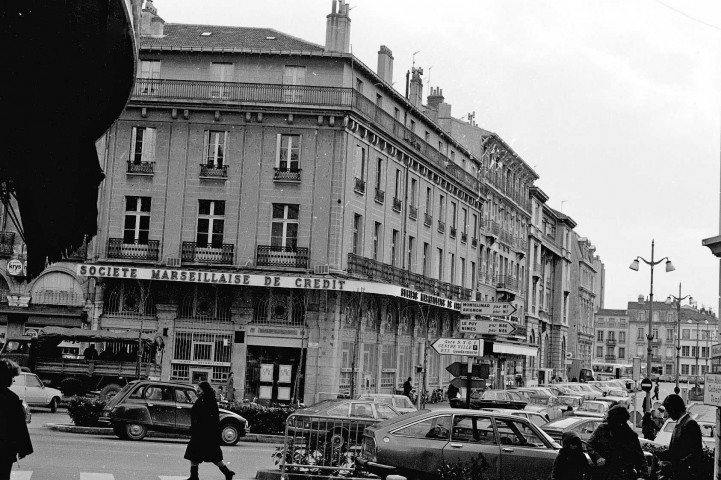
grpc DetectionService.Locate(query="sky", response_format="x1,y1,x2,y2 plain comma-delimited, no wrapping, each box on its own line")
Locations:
151,0,721,312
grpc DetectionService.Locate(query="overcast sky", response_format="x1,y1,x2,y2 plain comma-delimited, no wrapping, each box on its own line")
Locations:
152,0,721,312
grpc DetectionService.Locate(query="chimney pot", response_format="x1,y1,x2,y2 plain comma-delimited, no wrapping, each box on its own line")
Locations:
325,0,351,53
377,45,394,85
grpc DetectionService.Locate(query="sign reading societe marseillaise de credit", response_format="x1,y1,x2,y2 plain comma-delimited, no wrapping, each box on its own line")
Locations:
76,264,462,312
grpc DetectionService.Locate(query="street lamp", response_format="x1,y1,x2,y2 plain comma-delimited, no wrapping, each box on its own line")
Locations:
629,239,675,413
665,284,693,395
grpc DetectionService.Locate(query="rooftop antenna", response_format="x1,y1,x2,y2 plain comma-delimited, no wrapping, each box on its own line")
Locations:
412,51,420,69
467,111,475,126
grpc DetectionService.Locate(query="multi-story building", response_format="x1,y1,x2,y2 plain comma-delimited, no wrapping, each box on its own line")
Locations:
568,235,603,370
594,309,630,365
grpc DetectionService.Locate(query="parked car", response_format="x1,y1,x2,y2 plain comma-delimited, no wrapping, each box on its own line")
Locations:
572,400,611,418
357,393,417,414
644,416,716,450
524,395,564,421
556,395,584,415
101,380,250,445
601,389,632,408
11,372,63,412
287,398,401,449
483,407,551,427
541,416,604,443
450,389,527,410
358,408,561,480
558,383,601,401
514,387,557,399
23,399,31,423
587,381,614,396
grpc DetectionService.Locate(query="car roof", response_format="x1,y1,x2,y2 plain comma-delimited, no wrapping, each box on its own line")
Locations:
296,399,396,415
544,416,595,429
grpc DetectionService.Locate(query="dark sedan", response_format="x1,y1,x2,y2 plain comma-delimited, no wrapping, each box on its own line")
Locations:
450,389,527,410
358,408,560,480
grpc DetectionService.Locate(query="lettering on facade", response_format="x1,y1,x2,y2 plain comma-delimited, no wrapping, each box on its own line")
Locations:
257,328,298,336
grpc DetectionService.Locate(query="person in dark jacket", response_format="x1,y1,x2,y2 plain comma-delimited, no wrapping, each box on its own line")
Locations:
403,377,413,398
551,431,589,480
0,358,33,480
656,394,703,480
588,405,647,480
446,383,459,401
183,382,235,480
641,411,660,440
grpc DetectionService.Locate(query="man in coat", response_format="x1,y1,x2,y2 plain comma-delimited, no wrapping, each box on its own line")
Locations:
0,358,33,480
403,377,413,399
588,405,647,480
657,394,703,480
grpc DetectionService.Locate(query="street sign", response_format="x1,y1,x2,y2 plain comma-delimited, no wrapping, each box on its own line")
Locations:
431,338,481,356
712,343,721,359
446,362,490,379
460,301,517,316
459,319,517,336
640,377,652,392
703,374,721,407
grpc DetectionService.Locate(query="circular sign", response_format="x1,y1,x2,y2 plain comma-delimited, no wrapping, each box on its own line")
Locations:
565,352,573,359
640,377,653,392
7,259,23,276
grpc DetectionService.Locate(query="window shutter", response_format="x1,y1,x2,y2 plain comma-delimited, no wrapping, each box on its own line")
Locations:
203,131,209,165
276,133,282,168
130,127,138,162
144,128,156,163
222,131,228,167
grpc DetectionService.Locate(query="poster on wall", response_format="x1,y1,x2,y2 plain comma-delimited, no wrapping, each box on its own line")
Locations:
259,386,273,399
277,387,291,401
278,364,292,383
260,364,274,382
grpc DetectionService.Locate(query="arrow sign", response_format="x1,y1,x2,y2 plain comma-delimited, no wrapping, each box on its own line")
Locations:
460,301,517,316
431,338,482,356
459,319,518,336
446,362,490,378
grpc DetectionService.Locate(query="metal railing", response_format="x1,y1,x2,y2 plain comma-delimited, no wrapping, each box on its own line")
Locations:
256,246,309,269
392,197,402,212
0,232,15,258
437,220,445,234
606,339,617,347
200,164,228,178
32,289,85,306
107,238,160,261
374,188,385,204
449,226,457,238
471,237,478,248
423,212,432,227
127,161,154,174
354,177,365,194
461,232,468,243
494,275,519,292
409,205,418,220
274,168,301,181
483,219,500,237
181,242,234,264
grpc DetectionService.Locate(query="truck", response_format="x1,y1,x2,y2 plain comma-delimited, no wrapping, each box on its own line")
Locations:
0,326,163,400
567,359,594,382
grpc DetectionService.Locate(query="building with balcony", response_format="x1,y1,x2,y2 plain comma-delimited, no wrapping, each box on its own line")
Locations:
594,309,629,369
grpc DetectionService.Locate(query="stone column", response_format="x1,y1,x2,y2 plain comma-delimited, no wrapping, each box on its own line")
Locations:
155,304,177,382
230,291,253,400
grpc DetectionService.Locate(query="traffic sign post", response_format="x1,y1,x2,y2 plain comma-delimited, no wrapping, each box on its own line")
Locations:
460,319,518,336
640,378,653,392
460,301,517,316
431,338,482,357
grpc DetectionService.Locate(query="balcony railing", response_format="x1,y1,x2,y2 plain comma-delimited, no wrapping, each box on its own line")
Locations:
424,213,432,227
374,188,385,204
354,177,366,194
409,205,418,220
606,339,617,347
392,197,402,212
0,232,14,258
127,161,154,174
494,275,519,293
132,78,483,196
461,232,468,243
256,246,309,269
500,230,514,246
483,219,500,238
347,253,472,300
274,168,301,182
200,164,228,178
471,237,478,248
181,242,234,264
107,238,160,261
605,354,617,362
438,220,445,234
450,226,457,238
515,236,528,254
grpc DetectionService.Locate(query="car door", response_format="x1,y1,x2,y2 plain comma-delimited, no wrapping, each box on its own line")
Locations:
24,374,47,405
174,387,197,431
442,414,500,480
143,385,176,427
10,374,26,402
390,414,453,479
494,417,558,480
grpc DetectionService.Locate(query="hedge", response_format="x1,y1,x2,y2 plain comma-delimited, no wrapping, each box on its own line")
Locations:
67,396,106,427
226,401,297,435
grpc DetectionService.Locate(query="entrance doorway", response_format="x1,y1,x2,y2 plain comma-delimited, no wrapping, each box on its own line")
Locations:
245,346,305,403
191,369,211,384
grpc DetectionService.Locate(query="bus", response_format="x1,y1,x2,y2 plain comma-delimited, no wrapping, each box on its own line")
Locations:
591,362,633,381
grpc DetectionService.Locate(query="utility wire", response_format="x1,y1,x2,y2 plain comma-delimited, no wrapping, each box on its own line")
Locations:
653,0,721,31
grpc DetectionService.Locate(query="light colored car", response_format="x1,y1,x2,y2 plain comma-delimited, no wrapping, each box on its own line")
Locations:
644,417,716,450
11,372,62,412
573,400,611,418
357,393,417,414
484,407,551,427
524,395,564,421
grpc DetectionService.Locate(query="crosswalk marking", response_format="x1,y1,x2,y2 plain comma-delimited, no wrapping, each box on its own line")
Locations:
10,472,32,480
79,474,114,480
11,473,245,480
159,477,189,480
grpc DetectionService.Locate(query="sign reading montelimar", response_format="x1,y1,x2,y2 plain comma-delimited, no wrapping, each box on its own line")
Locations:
431,338,481,356
460,301,517,316
459,319,517,336
703,374,721,407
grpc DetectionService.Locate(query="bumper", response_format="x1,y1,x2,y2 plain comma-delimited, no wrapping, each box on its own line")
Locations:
355,457,397,475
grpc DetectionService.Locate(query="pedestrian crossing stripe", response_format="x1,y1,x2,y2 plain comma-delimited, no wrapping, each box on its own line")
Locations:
79,474,115,480
10,472,32,480
12,474,241,480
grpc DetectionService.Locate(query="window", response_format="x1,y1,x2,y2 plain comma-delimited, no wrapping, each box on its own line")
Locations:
450,202,457,229
619,332,626,343
356,78,363,94
352,214,362,255
439,195,445,220
618,348,625,359
608,331,615,341
472,214,478,237
394,170,401,199
130,127,156,164
423,242,430,276
425,131,430,142
410,120,416,132
462,208,468,234
210,62,234,97
408,236,416,272
596,346,603,358
666,328,674,341
375,158,384,189
496,418,548,448
394,107,400,121
205,131,227,167
451,416,496,444
271,204,299,249
391,229,400,267
653,328,659,340
449,254,455,285
425,187,432,213
196,200,225,248
356,145,367,181
395,415,451,440
682,346,690,357
276,134,301,171
703,347,709,358
410,178,417,207
460,258,466,288
637,327,645,340
597,331,604,342
692,346,699,358
376,93,382,107
437,248,444,281
682,364,689,375
124,196,151,244
373,222,382,261
471,261,476,289
139,60,161,94
682,329,690,340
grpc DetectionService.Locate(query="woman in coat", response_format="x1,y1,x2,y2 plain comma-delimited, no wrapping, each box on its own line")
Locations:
0,358,33,480
184,381,234,480
588,405,647,480
551,431,589,480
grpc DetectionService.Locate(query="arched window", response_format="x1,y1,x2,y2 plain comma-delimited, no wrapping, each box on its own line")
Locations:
254,289,305,326
103,281,155,316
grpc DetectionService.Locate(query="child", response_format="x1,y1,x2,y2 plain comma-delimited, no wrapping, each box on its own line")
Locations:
551,431,589,480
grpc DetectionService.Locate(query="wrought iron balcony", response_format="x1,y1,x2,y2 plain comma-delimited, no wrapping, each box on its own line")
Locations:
424,212,432,227
200,164,228,178
127,161,154,174
107,238,160,261
494,275,519,293
438,220,445,234
181,242,234,264
409,205,418,220
500,230,514,246
450,226,457,238
256,245,309,269
354,177,366,194
606,339,617,347
471,237,478,248
274,168,301,182
483,219,500,239
605,354,617,362
392,197,402,212
461,232,468,243
374,188,385,204
0,232,15,258
515,236,528,255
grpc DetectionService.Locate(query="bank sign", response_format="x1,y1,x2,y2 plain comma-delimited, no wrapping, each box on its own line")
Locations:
76,264,462,311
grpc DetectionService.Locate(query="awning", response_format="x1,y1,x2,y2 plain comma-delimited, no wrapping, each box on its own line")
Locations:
492,342,538,356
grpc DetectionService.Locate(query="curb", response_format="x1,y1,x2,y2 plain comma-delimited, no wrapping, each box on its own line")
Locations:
44,423,284,444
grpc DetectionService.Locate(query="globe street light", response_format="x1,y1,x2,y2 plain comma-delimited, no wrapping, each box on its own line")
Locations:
665,284,693,395
630,239,675,412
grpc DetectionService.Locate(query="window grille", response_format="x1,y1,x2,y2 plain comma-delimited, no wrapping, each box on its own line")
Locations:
253,289,306,326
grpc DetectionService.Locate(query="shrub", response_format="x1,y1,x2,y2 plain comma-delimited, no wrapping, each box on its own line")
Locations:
642,443,714,480
439,453,489,480
67,396,106,427
227,401,297,435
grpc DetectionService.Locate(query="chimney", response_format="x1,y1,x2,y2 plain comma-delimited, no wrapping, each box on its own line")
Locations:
325,0,351,53
638,294,645,304
377,45,394,85
427,87,444,111
140,0,165,37
408,67,423,108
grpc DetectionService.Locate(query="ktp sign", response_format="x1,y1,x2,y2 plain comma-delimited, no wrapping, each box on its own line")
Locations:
431,338,482,356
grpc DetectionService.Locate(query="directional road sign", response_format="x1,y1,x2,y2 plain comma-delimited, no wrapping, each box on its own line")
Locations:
431,338,482,356
460,301,517,316
446,362,490,379
459,319,518,336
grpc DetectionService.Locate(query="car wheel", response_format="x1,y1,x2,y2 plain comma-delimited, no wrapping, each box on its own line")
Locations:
327,428,348,450
124,423,147,441
49,397,59,413
220,422,240,446
113,423,128,439
99,384,122,402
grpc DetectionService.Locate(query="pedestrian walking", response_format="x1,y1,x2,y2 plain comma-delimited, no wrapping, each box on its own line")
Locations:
225,372,235,403
652,380,659,400
0,358,33,480
551,431,589,480
446,382,459,401
183,381,235,480
656,394,703,480
588,405,647,480
641,411,660,441
403,377,413,399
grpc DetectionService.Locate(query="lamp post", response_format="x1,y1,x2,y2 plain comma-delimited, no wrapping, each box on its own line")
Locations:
666,284,692,395
630,239,675,412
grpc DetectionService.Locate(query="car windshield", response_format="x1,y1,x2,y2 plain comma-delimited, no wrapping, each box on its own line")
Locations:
608,390,628,397
558,397,580,406
394,397,414,409
544,417,587,429
579,403,604,412
507,391,524,401
2,340,30,354
529,396,547,405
